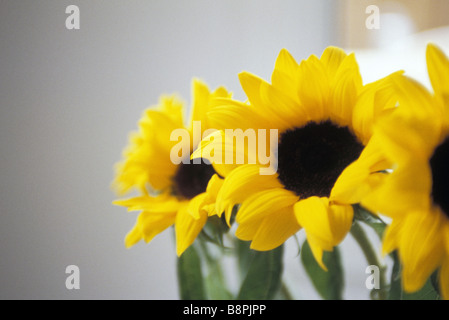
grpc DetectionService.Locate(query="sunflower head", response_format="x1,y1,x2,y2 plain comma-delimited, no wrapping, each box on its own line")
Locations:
362,43,449,299
112,78,231,197
112,78,231,256
192,46,403,269
276,120,364,199
112,95,183,195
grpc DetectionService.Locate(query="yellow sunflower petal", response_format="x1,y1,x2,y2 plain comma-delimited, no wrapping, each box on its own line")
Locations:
400,210,445,293
235,217,262,242
188,78,231,138
202,174,228,220
249,207,301,251
306,234,330,271
191,129,256,177
124,223,142,248
330,160,370,205
381,222,398,257
211,86,231,101
394,83,438,125
140,95,185,135
258,77,309,129
320,46,348,81
206,100,267,131
351,71,403,143
329,53,363,126
274,48,299,72
238,71,271,113
296,54,330,120
375,107,440,164
271,48,301,102
125,210,177,248
189,78,212,127
439,257,449,300
238,71,307,130
331,135,390,205
175,205,208,256
444,219,449,256
426,43,449,99
293,197,337,269
327,202,354,245
186,193,208,220
113,96,185,195
190,174,225,219
363,162,432,218
235,187,298,224
205,173,224,200
215,164,283,217
113,194,183,213
293,197,332,242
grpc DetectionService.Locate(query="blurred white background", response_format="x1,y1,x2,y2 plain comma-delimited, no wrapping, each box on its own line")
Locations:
1,0,448,300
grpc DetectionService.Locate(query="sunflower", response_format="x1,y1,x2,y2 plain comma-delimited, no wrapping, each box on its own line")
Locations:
193,47,402,269
362,44,449,299
112,79,231,256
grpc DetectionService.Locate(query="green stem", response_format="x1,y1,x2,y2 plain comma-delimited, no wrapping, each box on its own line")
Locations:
281,281,295,300
350,222,388,300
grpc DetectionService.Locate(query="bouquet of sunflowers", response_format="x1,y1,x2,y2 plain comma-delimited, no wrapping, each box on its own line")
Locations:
112,43,448,300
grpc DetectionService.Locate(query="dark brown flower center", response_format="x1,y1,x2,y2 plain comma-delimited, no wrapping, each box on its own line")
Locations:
172,158,215,200
277,120,364,198
430,137,449,217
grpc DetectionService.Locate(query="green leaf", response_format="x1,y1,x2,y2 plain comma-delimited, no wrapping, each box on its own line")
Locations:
199,216,231,248
402,279,440,300
235,238,255,281
237,245,284,300
204,261,234,300
300,240,344,300
177,244,206,300
430,270,441,296
198,239,234,300
387,251,403,300
388,250,440,300
352,204,387,239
